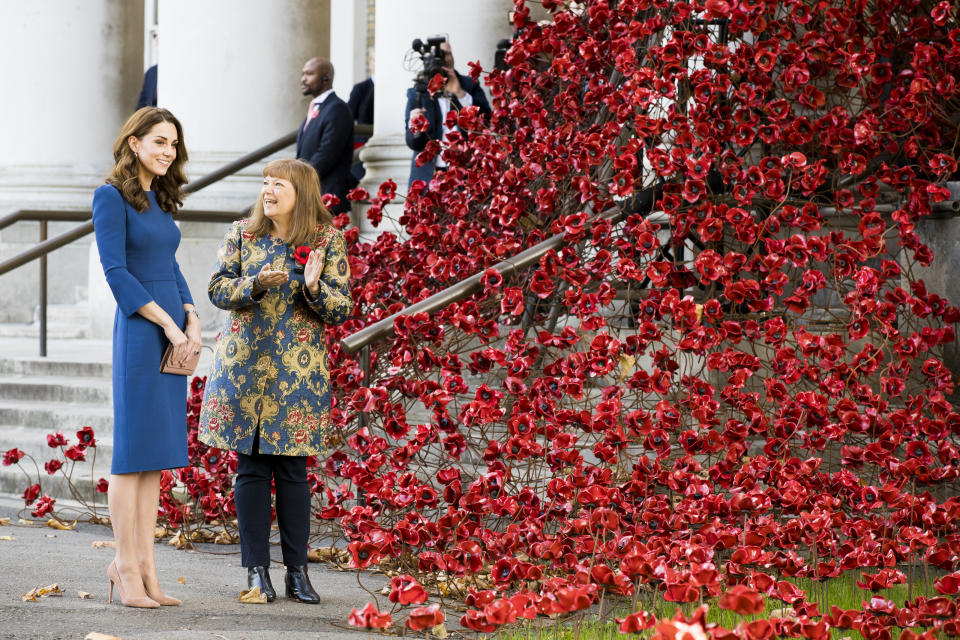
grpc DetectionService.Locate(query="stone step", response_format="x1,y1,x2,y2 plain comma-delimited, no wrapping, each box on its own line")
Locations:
0,322,89,339
37,303,90,325
0,425,112,502
0,357,111,378
0,398,113,433
0,376,111,404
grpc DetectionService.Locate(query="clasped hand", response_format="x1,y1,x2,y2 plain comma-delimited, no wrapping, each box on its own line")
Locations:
164,314,202,368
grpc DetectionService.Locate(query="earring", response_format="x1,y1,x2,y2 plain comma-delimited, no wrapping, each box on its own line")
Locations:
135,151,139,159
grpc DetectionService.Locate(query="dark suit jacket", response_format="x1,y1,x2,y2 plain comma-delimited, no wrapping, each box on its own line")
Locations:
404,71,491,186
348,78,374,126
296,92,354,214
136,65,157,109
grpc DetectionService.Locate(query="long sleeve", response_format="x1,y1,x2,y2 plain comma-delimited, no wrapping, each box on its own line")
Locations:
92,185,154,317
307,100,354,179
173,259,194,306
405,87,436,152
304,229,353,325
207,222,262,310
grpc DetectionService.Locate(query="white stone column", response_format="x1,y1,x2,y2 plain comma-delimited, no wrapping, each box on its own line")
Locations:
358,0,515,239
330,0,369,99
0,2,144,210
0,2,143,325
158,0,331,211
154,0,331,332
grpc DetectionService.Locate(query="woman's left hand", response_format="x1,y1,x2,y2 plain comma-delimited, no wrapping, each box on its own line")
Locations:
184,312,203,357
304,247,325,298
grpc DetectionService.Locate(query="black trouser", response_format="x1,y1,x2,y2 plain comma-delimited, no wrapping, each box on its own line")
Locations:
234,430,309,568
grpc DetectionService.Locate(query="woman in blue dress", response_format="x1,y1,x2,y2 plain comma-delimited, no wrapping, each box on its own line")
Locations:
92,107,202,608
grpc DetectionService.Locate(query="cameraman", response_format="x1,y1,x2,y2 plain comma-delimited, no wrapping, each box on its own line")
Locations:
404,41,491,187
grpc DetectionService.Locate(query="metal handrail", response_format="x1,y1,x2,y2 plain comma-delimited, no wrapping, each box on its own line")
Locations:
0,210,93,232
340,185,960,355
0,210,248,277
340,185,665,354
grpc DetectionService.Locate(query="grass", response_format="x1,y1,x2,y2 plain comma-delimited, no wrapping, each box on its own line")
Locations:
491,572,938,640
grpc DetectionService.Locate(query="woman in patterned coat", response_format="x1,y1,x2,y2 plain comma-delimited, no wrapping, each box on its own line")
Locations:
199,158,353,604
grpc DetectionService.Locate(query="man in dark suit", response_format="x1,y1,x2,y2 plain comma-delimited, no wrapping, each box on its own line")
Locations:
296,57,354,214
136,64,158,109
347,60,374,183
404,41,491,187
348,76,374,126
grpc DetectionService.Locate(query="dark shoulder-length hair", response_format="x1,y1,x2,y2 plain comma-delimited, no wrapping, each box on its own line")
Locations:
106,107,188,214
246,158,333,247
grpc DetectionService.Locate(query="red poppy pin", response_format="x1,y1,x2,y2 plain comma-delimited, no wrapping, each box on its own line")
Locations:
293,245,312,267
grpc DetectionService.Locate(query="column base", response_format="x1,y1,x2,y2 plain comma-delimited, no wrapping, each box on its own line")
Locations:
356,134,412,240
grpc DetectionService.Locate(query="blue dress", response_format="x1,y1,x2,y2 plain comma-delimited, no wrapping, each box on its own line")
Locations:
92,184,194,474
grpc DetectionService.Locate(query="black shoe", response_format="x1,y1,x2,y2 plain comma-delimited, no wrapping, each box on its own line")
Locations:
247,566,276,602
284,566,320,604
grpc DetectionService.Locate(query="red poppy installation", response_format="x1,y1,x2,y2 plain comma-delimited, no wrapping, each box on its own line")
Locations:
7,0,960,636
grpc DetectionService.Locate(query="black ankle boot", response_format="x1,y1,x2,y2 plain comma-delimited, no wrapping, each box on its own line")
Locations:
284,566,320,604
247,566,276,602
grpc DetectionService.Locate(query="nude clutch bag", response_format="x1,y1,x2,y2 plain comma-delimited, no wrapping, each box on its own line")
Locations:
159,344,201,376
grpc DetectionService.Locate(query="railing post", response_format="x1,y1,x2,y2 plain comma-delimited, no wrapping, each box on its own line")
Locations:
358,343,371,430
39,220,47,357
356,344,371,507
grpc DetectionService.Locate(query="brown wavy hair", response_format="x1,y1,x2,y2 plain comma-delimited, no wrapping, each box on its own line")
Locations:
106,107,188,214
246,158,332,246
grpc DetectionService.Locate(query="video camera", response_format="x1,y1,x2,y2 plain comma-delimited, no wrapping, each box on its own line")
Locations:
409,35,448,105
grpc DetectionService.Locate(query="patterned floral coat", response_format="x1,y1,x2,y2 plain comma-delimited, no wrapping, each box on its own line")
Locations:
199,220,353,456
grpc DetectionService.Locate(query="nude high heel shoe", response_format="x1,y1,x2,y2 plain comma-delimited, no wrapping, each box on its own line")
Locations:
107,562,160,608
144,588,182,606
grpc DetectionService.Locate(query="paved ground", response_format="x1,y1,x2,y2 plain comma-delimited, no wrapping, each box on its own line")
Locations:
0,496,391,640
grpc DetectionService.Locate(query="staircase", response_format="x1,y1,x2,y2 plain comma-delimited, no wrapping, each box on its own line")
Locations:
0,283,107,490
0,331,114,502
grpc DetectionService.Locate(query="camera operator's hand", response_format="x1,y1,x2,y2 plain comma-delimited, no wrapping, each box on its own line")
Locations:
408,108,429,135
443,67,466,99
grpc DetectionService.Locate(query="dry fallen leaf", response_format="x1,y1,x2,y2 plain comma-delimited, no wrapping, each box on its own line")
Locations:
37,584,63,597
167,530,194,550
177,577,186,584
618,354,636,379
154,526,166,539
238,586,268,604
18,518,35,526
432,623,449,639
91,540,115,549
0,536,14,541
78,591,93,599
190,529,213,542
45,534,57,538
85,634,123,640
46,518,75,530
214,529,236,545
22,584,63,602
0,517,10,526
770,608,797,620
